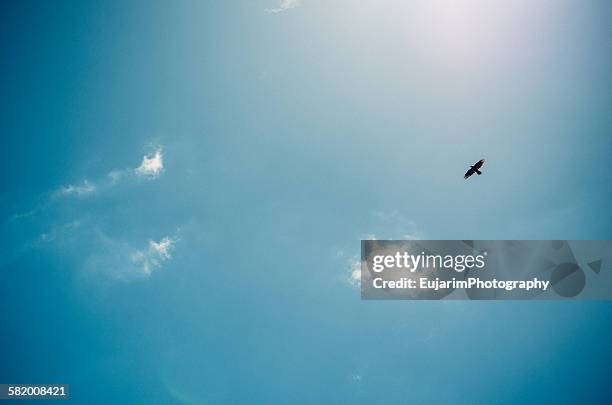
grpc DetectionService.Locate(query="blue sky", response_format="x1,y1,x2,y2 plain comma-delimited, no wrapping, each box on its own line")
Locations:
1,1,611,403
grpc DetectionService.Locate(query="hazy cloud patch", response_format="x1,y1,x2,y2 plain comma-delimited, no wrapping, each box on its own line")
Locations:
57,180,96,197
371,210,421,240
265,0,299,13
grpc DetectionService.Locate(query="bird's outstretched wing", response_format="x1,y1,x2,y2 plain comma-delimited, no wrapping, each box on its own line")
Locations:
473,159,485,170
464,168,475,179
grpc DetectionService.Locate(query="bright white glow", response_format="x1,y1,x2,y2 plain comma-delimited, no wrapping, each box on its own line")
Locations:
401,0,540,70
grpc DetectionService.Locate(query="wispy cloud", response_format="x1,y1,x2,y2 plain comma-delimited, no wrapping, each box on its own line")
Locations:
59,147,165,197
131,236,176,276
11,146,166,221
39,220,82,243
8,144,180,286
49,226,181,282
57,180,96,197
265,0,299,13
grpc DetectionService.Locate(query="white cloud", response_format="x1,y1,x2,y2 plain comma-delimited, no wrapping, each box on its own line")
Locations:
58,180,96,197
131,236,176,276
265,0,299,13
136,148,164,179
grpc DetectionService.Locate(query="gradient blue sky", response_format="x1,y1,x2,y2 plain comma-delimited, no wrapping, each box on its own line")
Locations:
1,1,611,404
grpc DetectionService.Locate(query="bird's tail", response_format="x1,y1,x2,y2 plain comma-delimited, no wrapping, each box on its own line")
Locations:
476,170,482,175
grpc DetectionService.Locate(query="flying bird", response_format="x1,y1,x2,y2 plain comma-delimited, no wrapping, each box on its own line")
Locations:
464,159,485,180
